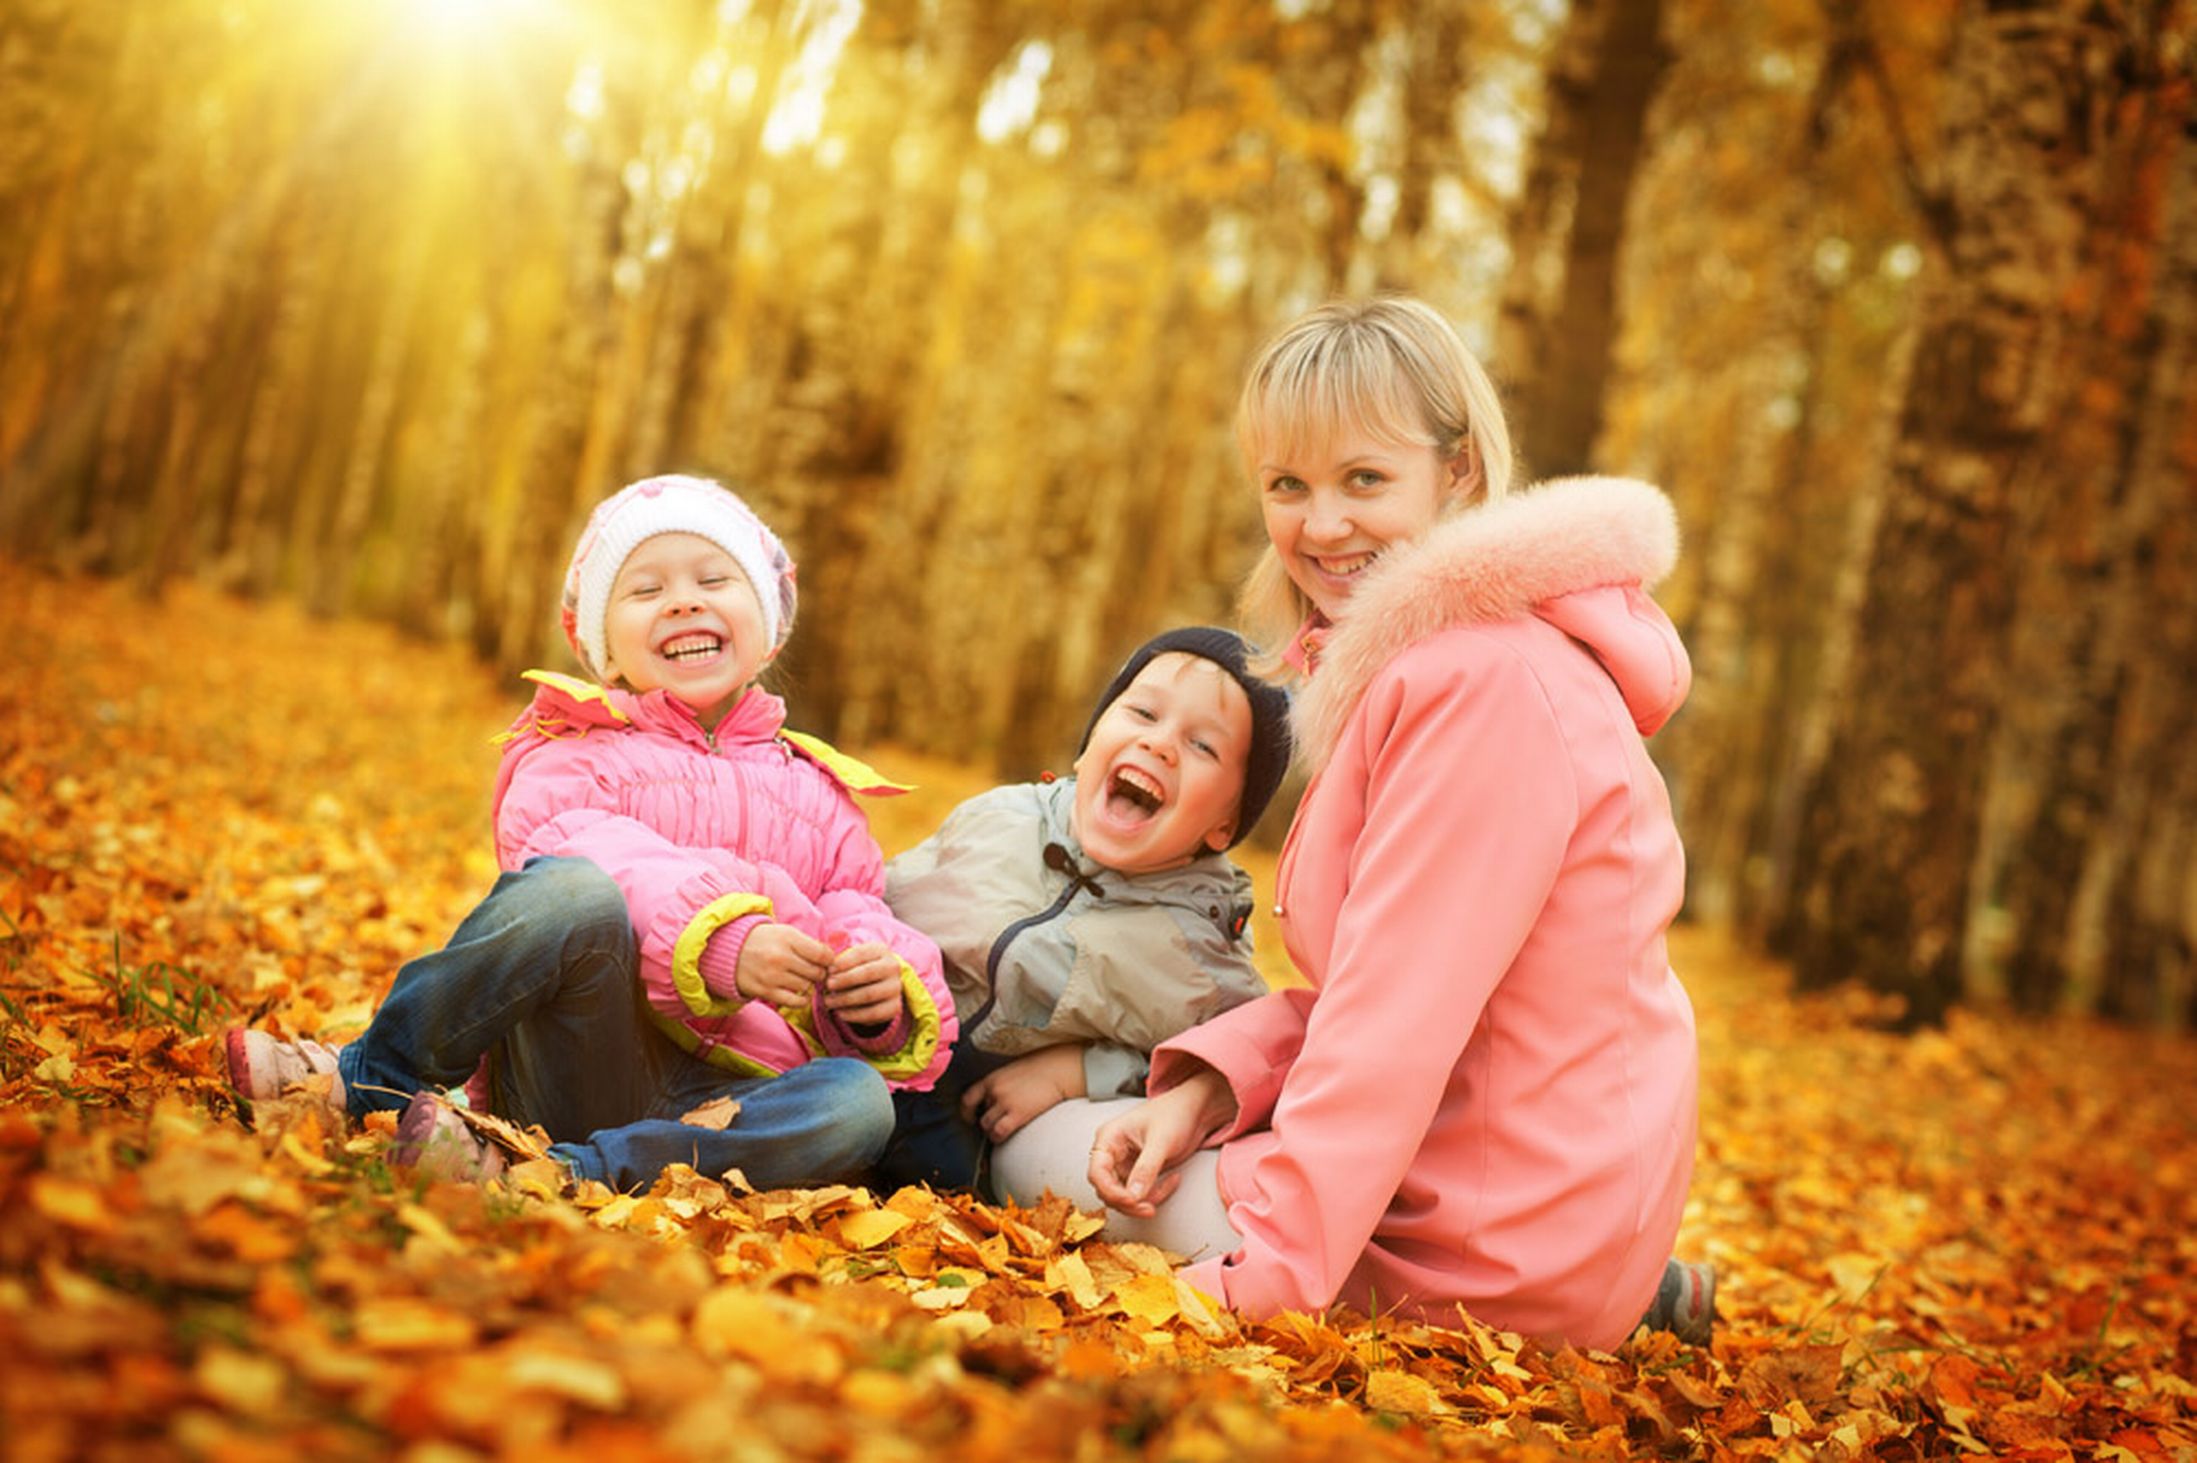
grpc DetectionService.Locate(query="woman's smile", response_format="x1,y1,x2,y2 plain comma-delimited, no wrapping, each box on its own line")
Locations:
1258,432,1470,619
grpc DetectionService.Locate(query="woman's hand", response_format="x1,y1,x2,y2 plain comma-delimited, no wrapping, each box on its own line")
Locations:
822,940,906,1027
1088,1064,1237,1216
735,922,832,1006
963,1044,1086,1142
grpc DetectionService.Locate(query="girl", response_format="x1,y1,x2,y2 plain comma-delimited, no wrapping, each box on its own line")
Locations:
228,474,954,1190
996,297,1712,1349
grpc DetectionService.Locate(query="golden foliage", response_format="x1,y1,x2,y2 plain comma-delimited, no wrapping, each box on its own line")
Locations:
3,562,2196,1460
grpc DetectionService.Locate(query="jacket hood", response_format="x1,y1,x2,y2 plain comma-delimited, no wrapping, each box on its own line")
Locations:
1293,475,1689,769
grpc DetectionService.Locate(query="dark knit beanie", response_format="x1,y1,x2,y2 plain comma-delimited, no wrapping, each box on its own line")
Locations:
1078,626,1294,850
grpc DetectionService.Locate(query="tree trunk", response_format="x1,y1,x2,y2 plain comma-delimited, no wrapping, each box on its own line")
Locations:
1776,0,2169,1027
1498,0,1670,478
1986,79,2191,1014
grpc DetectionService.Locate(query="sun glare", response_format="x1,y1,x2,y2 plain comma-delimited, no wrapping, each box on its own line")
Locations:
392,0,529,47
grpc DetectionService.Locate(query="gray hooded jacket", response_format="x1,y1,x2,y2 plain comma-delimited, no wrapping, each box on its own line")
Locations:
884,778,1268,1098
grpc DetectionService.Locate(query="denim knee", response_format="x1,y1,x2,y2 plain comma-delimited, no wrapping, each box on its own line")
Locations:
513,857,630,947
812,1059,896,1171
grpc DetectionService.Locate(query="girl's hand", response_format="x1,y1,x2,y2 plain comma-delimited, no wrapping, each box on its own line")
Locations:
962,1044,1087,1142
1088,1064,1236,1216
822,940,905,1027
736,923,833,1007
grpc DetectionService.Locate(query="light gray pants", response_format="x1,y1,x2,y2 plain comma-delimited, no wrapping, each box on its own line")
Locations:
988,1097,1244,1264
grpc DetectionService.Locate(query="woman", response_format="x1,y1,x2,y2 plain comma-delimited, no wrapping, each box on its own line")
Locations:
993,296,1707,1350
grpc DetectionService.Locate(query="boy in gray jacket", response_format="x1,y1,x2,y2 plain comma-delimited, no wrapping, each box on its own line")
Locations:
878,627,1292,1194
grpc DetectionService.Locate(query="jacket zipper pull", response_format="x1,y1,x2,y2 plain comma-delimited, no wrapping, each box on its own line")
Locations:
1042,842,1103,900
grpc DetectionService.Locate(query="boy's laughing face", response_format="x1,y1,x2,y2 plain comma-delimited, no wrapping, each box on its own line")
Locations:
1072,653,1251,875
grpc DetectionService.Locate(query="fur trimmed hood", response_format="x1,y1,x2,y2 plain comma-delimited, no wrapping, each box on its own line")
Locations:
1292,475,1688,768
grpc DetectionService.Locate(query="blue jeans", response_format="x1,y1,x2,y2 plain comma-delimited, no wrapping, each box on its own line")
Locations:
337,856,894,1191
874,1041,1013,1193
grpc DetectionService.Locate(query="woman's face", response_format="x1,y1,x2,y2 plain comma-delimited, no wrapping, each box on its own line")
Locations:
1256,426,1473,620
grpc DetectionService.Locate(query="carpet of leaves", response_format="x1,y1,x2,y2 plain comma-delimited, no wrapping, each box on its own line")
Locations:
3,562,2195,1462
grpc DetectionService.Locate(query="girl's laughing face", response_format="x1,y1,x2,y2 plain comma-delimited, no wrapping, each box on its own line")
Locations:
601,532,770,726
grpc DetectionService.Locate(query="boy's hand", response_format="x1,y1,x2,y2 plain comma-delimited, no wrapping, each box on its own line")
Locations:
963,1043,1088,1143
822,940,906,1027
735,923,832,1007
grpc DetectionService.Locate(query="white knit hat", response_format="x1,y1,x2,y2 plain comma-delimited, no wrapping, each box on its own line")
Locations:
560,475,797,681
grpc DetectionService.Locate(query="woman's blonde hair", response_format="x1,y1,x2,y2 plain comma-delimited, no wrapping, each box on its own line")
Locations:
1234,296,1514,678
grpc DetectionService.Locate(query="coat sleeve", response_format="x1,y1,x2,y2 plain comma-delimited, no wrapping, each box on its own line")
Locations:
1171,641,1576,1317
497,740,789,1021
802,773,956,1090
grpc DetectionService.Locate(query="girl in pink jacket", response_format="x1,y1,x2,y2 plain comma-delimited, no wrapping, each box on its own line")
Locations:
229,475,953,1191
1006,298,1711,1350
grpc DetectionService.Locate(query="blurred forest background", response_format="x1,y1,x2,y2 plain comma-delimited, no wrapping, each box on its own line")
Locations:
2,0,2193,1032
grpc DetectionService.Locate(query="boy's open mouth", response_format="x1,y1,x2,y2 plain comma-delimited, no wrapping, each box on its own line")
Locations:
1106,766,1165,821
659,632,725,663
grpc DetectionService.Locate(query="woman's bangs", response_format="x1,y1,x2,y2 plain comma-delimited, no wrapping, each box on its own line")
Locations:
1242,343,1430,467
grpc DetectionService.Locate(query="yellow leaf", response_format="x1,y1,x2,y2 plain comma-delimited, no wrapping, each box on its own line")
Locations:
1115,1273,1181,1326
354,1298,479,1351
194,1346,287,1414
397,1201,464,1254
277,1130,335,1177
503,1349,627,1409
692,1288,844,1385
679,1095,740,1130
27,1176,112,1234
839,1207,914,1250
1364,1369,1452,1418
1050,1251,1103,1311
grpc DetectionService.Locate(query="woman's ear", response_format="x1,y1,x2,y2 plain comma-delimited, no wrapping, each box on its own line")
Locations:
1445,441,1482,504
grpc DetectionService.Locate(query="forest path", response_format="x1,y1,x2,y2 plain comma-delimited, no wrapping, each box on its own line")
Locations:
3,563,2191,1460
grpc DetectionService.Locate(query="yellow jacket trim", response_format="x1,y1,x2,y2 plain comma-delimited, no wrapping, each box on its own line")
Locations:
780,730,914,796
521,669,631,722
860,963,945,1081
648,1015,784,1081
778,961,942,1079
671,892,775,1018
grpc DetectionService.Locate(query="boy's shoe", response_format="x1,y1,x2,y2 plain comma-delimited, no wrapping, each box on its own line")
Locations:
1640,1258,1717,1346
390,1092,507,1184
226,1028,347,1120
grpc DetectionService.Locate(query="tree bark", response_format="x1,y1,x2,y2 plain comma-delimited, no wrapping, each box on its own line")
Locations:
1498,0,1670,478
1777,0,2170,1026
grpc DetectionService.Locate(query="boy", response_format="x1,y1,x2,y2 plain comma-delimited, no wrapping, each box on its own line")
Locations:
878,627,1291,1194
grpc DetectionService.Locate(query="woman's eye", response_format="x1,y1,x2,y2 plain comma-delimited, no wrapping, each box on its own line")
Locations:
1349,470,1386,489
1265,476,1306,496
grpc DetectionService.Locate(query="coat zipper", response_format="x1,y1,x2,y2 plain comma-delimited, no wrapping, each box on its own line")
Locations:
961,843,1100,1040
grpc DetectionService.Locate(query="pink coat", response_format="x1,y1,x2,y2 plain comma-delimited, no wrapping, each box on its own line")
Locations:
492,672,954,1090
1154,476,1698,1348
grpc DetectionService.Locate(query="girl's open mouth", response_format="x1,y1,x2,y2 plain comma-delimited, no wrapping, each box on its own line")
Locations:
659,632,725,664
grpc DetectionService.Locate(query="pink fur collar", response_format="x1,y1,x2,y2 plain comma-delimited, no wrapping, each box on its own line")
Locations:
1291,475,1680,768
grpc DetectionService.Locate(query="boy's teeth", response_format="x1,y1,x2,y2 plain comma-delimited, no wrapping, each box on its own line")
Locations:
1112,767,1164,811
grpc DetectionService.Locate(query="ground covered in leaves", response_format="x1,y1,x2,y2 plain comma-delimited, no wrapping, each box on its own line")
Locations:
3,561,2195,1462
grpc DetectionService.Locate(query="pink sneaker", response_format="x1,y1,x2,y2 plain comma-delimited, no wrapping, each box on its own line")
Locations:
225,1028,348,1121
389,1093,507,1184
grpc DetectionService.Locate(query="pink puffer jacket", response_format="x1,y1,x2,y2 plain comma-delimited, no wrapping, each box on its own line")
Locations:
492,672,953,1090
